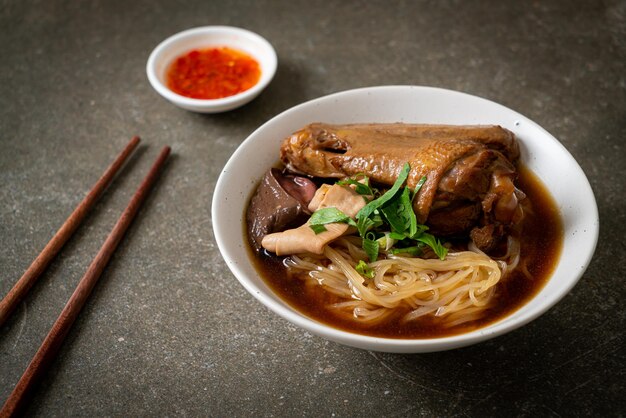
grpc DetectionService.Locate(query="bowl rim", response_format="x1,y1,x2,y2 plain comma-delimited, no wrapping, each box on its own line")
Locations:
212,85,599,352
146,25,277,109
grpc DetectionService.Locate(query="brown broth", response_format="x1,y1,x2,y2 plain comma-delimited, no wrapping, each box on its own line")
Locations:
247,166,563,339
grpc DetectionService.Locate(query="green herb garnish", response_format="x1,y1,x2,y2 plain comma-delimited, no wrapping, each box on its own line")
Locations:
308,166,447,260
337,175,375,197
309,207,357,234
362,232,379,262
355,163,411,228
415,232,448,260
379,187,416,236
352,164,446,260
411,176,427,202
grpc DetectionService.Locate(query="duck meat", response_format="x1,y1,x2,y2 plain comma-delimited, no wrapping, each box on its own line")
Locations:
279,123,525,252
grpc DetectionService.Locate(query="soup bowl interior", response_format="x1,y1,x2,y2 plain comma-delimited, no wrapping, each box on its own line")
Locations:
212,86,598,353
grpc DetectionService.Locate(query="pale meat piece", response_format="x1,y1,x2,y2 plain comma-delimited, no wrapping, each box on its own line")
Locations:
261,183,366,255
280,123,524,251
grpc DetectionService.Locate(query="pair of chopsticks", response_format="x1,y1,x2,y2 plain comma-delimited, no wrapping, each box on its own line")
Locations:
0,137,170,417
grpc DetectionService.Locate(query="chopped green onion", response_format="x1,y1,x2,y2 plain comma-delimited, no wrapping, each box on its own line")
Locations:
362,232,379,262
355,260,375,279
356,215,373,236
376,233,397,251
389,245,423,256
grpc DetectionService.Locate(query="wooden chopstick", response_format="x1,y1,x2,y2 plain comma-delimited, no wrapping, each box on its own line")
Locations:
0,136,141,327
0,146,171,418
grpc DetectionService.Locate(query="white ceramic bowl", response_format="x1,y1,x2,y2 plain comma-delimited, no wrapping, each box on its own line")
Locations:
212,86,599,353
146,26,277,113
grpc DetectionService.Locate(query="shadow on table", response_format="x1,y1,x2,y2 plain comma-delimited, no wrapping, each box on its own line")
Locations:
361,308,622,416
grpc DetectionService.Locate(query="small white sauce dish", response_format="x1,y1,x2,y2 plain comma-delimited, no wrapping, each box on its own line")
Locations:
146,26,277,113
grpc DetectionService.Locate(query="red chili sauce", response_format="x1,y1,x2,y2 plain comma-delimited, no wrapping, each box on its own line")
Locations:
166,47,261,99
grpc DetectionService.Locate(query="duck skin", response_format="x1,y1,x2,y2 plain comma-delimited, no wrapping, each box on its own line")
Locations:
279,123,525,251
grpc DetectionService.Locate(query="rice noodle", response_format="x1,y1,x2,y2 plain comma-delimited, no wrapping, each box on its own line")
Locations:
286,237,520,326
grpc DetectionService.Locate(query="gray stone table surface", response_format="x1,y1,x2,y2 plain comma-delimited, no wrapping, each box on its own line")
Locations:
1,0,624,416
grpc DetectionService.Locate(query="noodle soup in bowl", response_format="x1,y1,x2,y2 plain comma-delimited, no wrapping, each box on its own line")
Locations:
212,86,598,353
